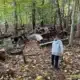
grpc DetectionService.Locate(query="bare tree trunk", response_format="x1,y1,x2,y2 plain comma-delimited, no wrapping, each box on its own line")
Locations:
19,4,22,27
76,0,80,37
4,0,9,34
18,4,25,32
32,0,36,29
40,0,44,27
54,12,57,29
0,29,2,35
50,0,57,29
62,0,66,28
50,0,55,25
66,0,71,31
69,0,75,45
13,0,18,35
5,21,9,33
56,0,63,31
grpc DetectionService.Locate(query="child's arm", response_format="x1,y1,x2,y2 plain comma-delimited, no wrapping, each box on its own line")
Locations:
51,41,54,53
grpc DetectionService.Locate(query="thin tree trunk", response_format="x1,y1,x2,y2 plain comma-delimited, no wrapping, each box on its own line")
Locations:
40,0,44,27
5,21,9,33
50,0,57,29
56,0,63,31
54,12,57,29
77,0,80,24
66,0,70,30
19,4,25,32
4,0,9,33
69,0,75,45
32,0,36,29
50,0,54,24
13,0,18,35
19,4,22,27
67,0,70,23
62,0,66,28
26,12,27,25
0,29,2,35
76,0,80,37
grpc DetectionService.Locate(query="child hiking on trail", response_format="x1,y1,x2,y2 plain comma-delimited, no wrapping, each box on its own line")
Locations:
51,33,63,70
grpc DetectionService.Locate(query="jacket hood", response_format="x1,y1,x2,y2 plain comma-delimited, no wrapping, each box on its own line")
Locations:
54,40,60,44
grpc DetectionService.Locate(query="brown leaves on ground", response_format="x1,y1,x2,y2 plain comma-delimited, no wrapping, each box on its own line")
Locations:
0,40,80,80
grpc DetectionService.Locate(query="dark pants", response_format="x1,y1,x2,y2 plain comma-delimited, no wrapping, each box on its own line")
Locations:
51,55,59,69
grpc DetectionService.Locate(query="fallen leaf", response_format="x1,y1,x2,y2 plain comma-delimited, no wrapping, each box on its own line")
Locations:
35,76,44,80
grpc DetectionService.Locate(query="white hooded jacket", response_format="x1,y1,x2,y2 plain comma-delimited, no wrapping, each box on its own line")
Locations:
52,39,63,56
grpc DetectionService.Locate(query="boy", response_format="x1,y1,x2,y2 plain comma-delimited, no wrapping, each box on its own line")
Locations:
51,34,63,70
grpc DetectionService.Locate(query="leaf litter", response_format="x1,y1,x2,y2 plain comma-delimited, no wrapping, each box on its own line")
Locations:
0,40,80,80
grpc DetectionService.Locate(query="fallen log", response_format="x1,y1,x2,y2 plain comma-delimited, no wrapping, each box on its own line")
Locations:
39,37,69,46
8,45,24,55
0,48,6,61
0,34,12,39
24,53,40,56
10,48,23,55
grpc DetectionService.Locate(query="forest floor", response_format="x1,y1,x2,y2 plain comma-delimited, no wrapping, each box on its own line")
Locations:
0,40,80,80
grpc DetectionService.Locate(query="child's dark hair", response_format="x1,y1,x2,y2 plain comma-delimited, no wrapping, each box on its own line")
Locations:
54,32,60,38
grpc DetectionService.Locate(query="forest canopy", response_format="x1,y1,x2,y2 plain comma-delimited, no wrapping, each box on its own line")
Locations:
0,0,74,25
